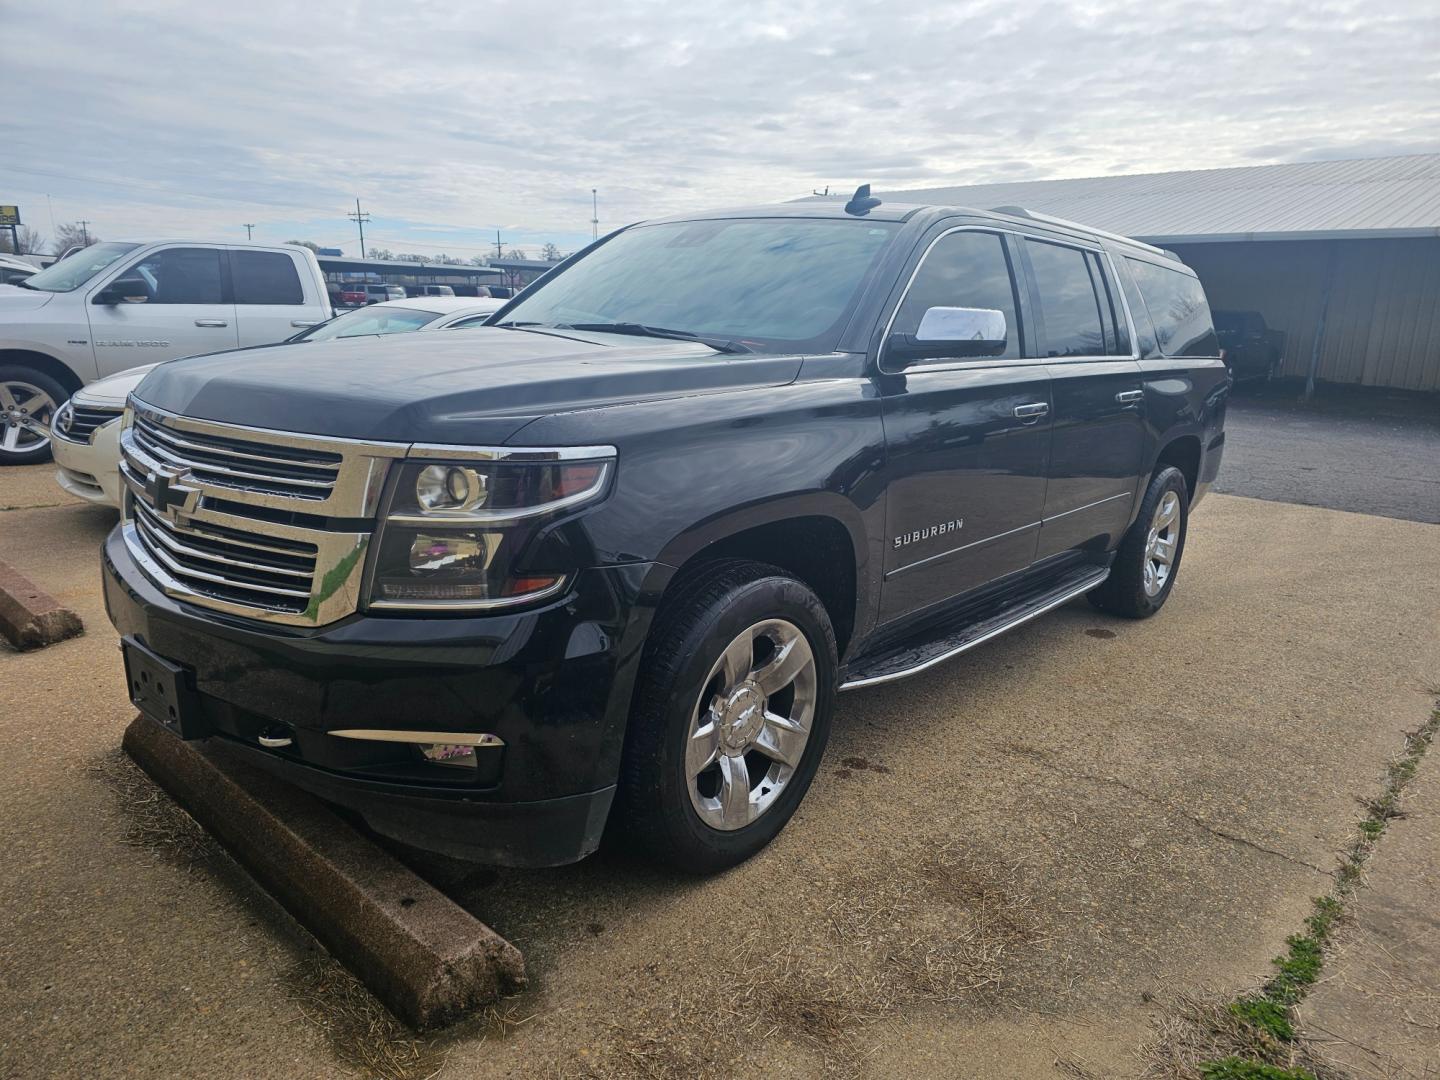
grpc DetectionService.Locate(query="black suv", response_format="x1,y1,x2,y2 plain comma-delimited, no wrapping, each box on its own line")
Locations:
105,192,1229,873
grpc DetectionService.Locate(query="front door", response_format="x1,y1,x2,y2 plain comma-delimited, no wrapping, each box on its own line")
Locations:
877,228,1052,623
1018,238,1145,559
87,245,238,377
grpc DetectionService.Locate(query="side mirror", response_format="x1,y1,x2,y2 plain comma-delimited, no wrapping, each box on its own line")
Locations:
94,276,151,305
886,306,1008,367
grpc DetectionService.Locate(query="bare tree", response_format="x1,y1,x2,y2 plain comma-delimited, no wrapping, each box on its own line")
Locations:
504,247,526,260
54,222,98,252
0,226,44,255
286,239,322,254
368,247,394,260
541,242,561,262
469,255,489,266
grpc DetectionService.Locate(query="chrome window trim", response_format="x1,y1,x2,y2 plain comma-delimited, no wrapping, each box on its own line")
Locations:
878,223,1142,375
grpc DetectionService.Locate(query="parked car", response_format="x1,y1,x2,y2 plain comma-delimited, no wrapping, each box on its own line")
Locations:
1213,309,1284,381
105,194,1228,874
0,253,38,287
50,297,505,506
338,283,406,307
0,240,332,463
408,284,455,297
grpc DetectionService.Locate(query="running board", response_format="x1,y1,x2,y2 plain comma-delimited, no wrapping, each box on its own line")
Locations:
840,565,1109,690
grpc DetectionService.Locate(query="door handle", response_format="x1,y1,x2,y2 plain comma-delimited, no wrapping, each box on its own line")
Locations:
1115,389,1144,404
194,318,229,328
290,320,319,328
1013,402,1050,423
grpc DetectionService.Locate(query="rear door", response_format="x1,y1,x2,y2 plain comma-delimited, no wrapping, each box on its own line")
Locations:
86,245,238,376
876,226,1052,623
230,248,324,347
1020,236,1145,561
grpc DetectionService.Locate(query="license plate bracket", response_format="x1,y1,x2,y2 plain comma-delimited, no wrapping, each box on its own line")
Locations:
121,635,209,739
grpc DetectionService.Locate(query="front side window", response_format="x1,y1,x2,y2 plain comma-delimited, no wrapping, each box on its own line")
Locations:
123,247,225,304
1025,240,1105,357
232,251,304,305
498,217,899,353
294,305,438,341
892,230,1020,360
23,242,139,293
1126,258,1218,357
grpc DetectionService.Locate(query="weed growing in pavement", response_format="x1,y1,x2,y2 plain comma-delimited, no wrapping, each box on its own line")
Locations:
1144,705,1440,1079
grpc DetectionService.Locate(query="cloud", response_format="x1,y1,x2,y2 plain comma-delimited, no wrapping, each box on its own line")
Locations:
1,0,1437,256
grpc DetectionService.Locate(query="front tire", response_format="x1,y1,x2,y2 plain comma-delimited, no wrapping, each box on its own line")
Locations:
1089,466,1189,618
0,366,67,465
616,559,837,874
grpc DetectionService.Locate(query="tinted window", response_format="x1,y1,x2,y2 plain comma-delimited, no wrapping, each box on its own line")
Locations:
1126,258,1218,357
127,247,224,304
1025,240,1105,357
1087,251,1130,355
232,251,304,305
1118,265,1158,357
892,230,1019,360
499,218,899,353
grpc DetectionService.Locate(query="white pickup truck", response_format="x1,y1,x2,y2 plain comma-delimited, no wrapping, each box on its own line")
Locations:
0,240,332,463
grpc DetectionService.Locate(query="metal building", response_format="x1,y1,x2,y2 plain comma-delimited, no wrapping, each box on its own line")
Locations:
880,155,1440,393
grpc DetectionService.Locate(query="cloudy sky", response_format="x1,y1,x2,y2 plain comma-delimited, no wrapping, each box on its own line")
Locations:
3,0,1438,258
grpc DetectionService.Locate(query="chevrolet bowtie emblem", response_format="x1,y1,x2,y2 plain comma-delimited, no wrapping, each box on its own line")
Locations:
143,464,200,525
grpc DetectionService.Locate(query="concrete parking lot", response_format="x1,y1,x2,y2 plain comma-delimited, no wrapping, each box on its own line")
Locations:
2,451,1439,1078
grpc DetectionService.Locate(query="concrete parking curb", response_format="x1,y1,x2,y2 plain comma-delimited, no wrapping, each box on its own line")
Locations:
122,715,527,1030
0,558,83,650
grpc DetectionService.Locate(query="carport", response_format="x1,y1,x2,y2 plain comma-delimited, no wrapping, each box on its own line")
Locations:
880,154,1440,394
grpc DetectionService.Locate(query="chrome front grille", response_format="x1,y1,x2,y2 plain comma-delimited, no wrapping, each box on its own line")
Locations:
132,412,342,500
66,404,125,442
132,498,317,614
119,403,408,626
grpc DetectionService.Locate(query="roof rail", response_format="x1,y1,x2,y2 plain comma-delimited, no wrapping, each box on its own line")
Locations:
989,205,1170,257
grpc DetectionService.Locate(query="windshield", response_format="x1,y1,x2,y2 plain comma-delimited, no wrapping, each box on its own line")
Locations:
498,217,899,352
22,242,140,292
294,305,440,341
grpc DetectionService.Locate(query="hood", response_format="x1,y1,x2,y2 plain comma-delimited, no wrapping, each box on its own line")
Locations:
73,363,161,407
0,288,54,312
131,327,804,444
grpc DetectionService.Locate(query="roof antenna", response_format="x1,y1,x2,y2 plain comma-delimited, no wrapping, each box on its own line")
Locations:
844,183,881,216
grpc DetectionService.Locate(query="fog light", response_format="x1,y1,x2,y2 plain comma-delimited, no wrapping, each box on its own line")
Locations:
419,743,477,767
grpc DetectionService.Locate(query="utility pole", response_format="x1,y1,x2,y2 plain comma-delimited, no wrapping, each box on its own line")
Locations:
494,230,503,259
347,199,370,259
591,189,598,241
242,223,255,240
78,219,91,246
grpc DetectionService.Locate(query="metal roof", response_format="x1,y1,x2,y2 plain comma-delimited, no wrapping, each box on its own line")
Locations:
869,155,1440,244
316,255,503,277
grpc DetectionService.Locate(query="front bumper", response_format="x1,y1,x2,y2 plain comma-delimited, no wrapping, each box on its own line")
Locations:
52,420,123,508
104,526,657,866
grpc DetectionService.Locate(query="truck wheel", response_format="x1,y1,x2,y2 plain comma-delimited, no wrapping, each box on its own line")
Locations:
1088,466,1189,619
0,366,67,465
617,559,837,874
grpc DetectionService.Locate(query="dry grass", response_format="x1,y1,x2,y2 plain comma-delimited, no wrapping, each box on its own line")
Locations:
88,747,220,865
1141,994,1343,1080
284,953,448,1080
556,840,1042,1079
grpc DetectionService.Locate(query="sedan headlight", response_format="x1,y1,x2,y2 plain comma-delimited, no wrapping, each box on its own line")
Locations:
366,449,615,610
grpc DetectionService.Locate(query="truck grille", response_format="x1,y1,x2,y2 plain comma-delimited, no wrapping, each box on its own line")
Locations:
131,412,343,501
119,403,407,626
131,497,317,614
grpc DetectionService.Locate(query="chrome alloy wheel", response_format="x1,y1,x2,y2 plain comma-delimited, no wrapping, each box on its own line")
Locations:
0,380,57,455
686,618,817,831
1143,490,1181,597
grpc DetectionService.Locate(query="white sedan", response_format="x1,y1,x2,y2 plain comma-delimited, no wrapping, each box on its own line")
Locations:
50,296,505,508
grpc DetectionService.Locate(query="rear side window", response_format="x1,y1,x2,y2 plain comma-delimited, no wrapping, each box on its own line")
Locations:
232,251,304,305
1024,240,1105,357
893,230,1020,360
1126,259,1218,357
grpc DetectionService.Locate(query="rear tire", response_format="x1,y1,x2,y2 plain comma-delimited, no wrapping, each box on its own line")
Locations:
1088,466,1189,619
0,365,67,465
616,559,837,874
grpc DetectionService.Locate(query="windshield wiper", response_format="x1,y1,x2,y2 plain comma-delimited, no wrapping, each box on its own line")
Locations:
556,322,752,354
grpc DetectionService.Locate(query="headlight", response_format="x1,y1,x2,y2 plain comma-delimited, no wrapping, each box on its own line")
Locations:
366,449,615,610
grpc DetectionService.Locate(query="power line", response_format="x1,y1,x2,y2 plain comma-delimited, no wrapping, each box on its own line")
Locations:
591,188,598,241
77,219,91,245
242,223,255,240
347,199,370,260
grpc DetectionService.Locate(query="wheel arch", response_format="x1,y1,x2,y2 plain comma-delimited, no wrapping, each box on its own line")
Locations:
1153,433,1202,499
0,348,84,399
